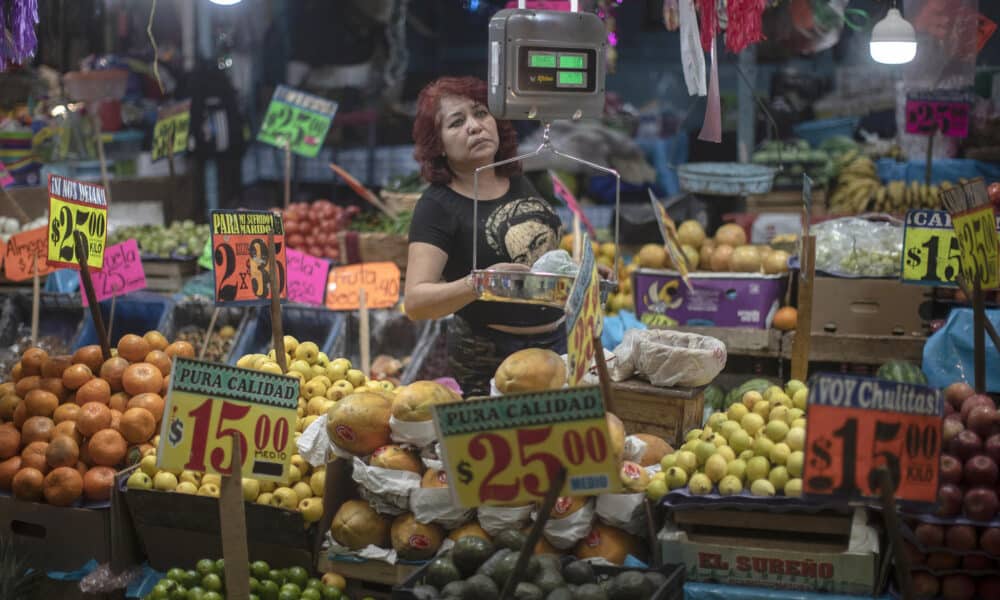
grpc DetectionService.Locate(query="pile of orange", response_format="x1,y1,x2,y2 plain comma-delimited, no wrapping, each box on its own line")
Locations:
0,332,194,507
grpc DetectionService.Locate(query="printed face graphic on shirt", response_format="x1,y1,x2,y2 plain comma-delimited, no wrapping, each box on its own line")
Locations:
485,197,562,266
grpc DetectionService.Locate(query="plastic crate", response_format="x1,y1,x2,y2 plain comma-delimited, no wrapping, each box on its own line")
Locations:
227,304,345,365
0,292,85,349
392,557,685,600
331,309,423,369
73,291,175,349
160,298,251,364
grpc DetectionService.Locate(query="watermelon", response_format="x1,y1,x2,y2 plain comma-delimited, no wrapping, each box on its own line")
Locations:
723,378,775,408
704,384,727,411
876,360,927,385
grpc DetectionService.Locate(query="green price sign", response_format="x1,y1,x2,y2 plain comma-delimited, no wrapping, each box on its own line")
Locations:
257,85,338,158
152,100,191,162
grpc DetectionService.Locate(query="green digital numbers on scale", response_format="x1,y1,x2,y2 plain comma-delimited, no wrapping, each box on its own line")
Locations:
529,52,556,68
558,71,585,87
559,54,585,69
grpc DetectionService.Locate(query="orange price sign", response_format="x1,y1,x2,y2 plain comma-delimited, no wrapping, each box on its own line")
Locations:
433,386,620,508
4,226,56,281
210,210,288,306
803,374,943,504
564,237,603,385
324,262,400,310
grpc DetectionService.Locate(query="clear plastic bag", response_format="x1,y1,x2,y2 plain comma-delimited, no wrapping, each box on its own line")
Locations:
611,329,726,388
813,216,903,278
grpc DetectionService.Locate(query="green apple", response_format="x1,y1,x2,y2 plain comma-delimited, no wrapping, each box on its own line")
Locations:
750,478,776,497
346,369,366,388
746,456,770,482
283,335,300,355
787,450,804,478
294,341,320,365
127,470,153,490
785,478,803,497
688,473,713,495
664,466,688,490
327,358,351,381
718,475,743,496
154,471,179,492
176,481,198,494
785,427,805,452
768,466,790,492
243,478,261,502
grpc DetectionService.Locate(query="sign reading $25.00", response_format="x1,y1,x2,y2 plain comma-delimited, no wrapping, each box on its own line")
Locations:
47,174,108,270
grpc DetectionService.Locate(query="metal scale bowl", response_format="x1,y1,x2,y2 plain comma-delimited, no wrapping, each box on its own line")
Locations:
469,6,619,310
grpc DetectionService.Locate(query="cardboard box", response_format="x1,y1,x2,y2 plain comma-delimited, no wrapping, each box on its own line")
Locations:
0,496,112,571
610,379,704,447
633,269,786,329
810,276,928,336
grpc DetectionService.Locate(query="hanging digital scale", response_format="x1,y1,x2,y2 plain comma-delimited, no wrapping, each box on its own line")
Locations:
487,8,607,121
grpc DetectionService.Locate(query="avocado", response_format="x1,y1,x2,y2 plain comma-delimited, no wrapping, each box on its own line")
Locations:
452,536,496,577
525,556,542,582
426,557,462,589
562,561,596,586
573,583,608,600
546,588,574,600
606,571,650,600
534,568,565,594
494,530,526,552
535,555,562,573
644,571,667,592
490,553,519,587
515,582,545,600
412,584,440,599
464,574,499,600
476,548,511,579
441,580,469,599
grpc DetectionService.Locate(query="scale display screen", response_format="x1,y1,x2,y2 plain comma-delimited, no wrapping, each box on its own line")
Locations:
517,46,596,94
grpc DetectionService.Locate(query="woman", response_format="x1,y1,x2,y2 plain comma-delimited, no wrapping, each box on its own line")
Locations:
405,76,566,396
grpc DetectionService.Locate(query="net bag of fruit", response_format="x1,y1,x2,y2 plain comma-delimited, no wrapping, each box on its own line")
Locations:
611,329,726,387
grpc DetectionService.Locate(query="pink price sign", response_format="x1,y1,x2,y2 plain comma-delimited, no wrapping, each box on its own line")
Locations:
286,248,331,305
905,98,971,138
80,239,146,306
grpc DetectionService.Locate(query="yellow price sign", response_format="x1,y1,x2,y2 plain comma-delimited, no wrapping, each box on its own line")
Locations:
432,387,620,508
952,204,1000,290
902,210,966,285
564,236,604,385
152,100,191,161
46,175,108,270
157,358,299,481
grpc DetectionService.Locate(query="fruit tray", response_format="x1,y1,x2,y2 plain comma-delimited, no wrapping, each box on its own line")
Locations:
72,292,175,350
659,488,850,514
227,304,346,366
472,269,616,309
392,557,685,600
0,291,85,348
677,163,776,197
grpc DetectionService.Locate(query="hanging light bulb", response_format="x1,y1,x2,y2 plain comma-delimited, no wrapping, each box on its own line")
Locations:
870,8,917,65
209,0,242,5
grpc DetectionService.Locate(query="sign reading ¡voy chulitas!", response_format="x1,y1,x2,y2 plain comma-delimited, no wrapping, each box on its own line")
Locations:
803,373,943,504
564,238,603,385
432,386,621,508
158,358,299,481
80,239,146,306
210,210,288,305
47,174,108,270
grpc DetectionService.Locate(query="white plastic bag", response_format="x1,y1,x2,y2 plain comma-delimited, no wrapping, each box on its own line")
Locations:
611,329,726,387
478,505,534,537
534,500,596,550
411,488,475,530
351,457,421,515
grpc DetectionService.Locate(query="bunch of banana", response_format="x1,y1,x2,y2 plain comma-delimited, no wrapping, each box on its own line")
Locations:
869,180,945,212
828,155,880,214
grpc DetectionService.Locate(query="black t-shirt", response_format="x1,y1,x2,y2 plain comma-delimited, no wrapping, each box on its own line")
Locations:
408,175,564,329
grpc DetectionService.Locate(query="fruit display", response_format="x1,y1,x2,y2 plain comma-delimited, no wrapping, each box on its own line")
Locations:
633,221,791,276
142,558,350,600
402,536,676,599
0,332,195,506
0,215,49,241
110,221,211,260
646,379,809,501
752,139,835,188
827,154,959,214
281,200,361,262
173,325,239,365
877,359,929,385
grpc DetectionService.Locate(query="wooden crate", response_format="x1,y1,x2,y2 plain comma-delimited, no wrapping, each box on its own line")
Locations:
745,188,828,216
610,379,704,447
142,259,198,293
318,555,418,599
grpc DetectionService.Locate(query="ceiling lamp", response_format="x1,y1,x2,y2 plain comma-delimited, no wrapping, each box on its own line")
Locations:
209,0,242,5
870,8,917,65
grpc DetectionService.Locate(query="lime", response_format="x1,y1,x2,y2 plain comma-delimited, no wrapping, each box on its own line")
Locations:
169,585,188,600
183,570,200,588
269,570,286,585
250,595,261,600
320,586,342,600
167,568,186,583
250,576,261,593
286,567,309,589
281,583,303,596
251,560,272,580
196,559,216,577
278,591,300,600
260,580,281,600
306,579,323,591
301,590,321,600
185,586,205,600
149,584,171,600
203,593,223,600
201,573,223,593
215,559,225,574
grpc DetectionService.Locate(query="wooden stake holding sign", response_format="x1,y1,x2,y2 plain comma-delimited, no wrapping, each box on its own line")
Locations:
268,232,288,373
359,288,370,377
791,175,815,382
74,231,112,360
218,433,251,599
30,256,39,345
500,468,567,600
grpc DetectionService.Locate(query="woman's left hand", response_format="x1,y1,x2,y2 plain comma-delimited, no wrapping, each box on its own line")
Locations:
597,264,613,280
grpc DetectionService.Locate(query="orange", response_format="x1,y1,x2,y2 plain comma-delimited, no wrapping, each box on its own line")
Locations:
14,375,41,398
62,364,93,391
773,306,798,332
52,421,83,446
45,436,79,469
0,426,21,459
122,363,163,396
0,382,13,399
99,357,129,393
108,392,129,412
12,467,44,501
0,394,17,421
20,441,49,473
24,390,58,418
109,409,122,432
41,355,72,379
83,465,115,501
71,345,105,373
117,334,151,363
53,403,80,424
38,377,68,402
0,456,22,490
164,341,195,360
87,429,127,467
9,362,23,382
143,330,168,352
76,378,111,406
144,350,171,377
21,416,54,444
20,347,48,376
43,466,83,506
127,393,164,423
119,408,156,444
76,402,112,438
74,461,88,479
12,402,27,429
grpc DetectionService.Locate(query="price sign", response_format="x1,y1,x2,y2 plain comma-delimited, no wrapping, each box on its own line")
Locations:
158,358,299,480
550,171,595,237
564,239,603,385
902,209,978,286
648,189,692,290
325,262,400,310
433,386,620,508
210,210,288,306
952,204,1000,290
257,85,338,159
0,160,13,188
286,248,330,305
151,100,191,161
47,175,108,270
80,239,146,306
803,373,943,503
4,227,56,281
905,94,972,138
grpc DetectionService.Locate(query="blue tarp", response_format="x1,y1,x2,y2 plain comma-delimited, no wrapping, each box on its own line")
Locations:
876,158,1000,186
923,307,1000,393
685,582,890,600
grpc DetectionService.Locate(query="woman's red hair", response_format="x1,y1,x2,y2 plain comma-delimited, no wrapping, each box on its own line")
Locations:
412,76,521,185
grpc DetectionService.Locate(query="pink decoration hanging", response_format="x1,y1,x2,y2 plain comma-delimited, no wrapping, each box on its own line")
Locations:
696,0,717,51
725,0,767,53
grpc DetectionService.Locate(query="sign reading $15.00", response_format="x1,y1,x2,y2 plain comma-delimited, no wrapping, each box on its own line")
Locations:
210,210,288,305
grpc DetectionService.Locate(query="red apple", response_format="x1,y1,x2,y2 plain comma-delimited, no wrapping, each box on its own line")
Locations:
941,574,976,600
961,553,993,570
963,486,999,522
913,572,940,598
987,434,1000,465
938,483,964,517
904,541,927,565
916,522,946,547
943,418,965,444
945,382,976,410
978,577,1000,600
964,454,998,487
989,182,1000,203
967,405,997,438
951,430,983,461
981,527,1000,556
945,524,978,551
927,551,960,570
961,394,996,423
940,454,964,484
